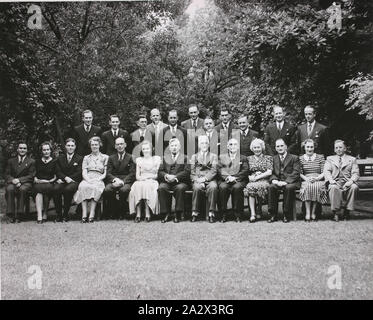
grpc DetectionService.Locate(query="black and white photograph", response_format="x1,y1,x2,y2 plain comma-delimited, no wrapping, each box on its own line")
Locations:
0,0,372,303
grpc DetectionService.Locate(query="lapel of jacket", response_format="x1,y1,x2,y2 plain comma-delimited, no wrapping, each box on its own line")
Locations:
341,155,351,169
282,153,292,169
16,156,29,176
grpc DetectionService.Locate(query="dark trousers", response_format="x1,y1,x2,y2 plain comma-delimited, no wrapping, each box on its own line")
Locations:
5,183,32,218
218,181,246,218
192,181,218,213
158,182,188,216
268,183,298,219
103,183,131,217
53,182,79,218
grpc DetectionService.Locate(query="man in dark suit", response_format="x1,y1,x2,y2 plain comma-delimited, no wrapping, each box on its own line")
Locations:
190,135,219,222
5,142,35,223
103,137,136,219
237,114,259,156
218,138,249,223
181,104,204,130
53,138,82,222
131,114,154,159
147,108,167,157
101,114,130,155
162,110,187,156
72,109,102,156
195,117,220,156
158,138,190,223
294,105,331,156
214,106,240,155
264,106,296,156
268,138,300,223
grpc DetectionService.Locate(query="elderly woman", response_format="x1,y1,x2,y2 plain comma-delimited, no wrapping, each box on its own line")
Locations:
73,137,108,223
299,139,327,221
129,140,161,222
244,138,273,223
33,142,57,223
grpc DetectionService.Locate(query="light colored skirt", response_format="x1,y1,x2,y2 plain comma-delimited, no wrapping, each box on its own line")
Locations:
73,172,105,203
129,179,159,215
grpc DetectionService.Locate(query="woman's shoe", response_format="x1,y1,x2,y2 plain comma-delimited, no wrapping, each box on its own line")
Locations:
145,217,151,223
134,217,141,223
249,216,256,223
311,216,318,222
88,218,94,223
37,220,43,224
305,218,311,222
81,218,88,223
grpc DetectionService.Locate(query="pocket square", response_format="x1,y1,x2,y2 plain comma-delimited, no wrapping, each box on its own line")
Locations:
73,163,78,166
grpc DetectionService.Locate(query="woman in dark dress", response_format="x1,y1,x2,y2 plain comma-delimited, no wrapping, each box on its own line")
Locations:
33,142,57,223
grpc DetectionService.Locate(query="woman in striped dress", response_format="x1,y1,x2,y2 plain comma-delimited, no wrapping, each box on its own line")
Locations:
299,139,328,222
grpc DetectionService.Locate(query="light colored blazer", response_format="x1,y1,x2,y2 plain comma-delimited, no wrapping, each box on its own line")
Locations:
324,155,360,183
190,151,218,182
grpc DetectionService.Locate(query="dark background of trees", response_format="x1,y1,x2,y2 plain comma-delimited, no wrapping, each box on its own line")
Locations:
1,0,372,176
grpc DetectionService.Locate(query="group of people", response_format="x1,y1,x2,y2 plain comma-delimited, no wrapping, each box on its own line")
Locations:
4,104,360,224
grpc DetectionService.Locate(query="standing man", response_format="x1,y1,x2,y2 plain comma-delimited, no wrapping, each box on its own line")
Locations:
158,138,190,223
190,135,219,222
218,138,249,223
103,137,136,220
237,114,259,156
131,114,154,158
147,108,167,157
324,140,359,222
195,117,220,156
101,114,130,156
5,142,35,223
181,104,204,130
294,105,331,156
214,107,239,155
53,138,82,222
264,106,296,156
162,110,187,155
72,109,102,156
267,138,300,223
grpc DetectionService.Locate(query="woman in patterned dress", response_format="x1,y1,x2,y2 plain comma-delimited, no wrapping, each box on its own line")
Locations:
244,138,273,223
73,137,108,223
129,140,161,222
299,139,327,222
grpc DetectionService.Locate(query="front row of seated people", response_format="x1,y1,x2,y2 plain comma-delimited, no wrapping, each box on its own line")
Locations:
5,136,360,224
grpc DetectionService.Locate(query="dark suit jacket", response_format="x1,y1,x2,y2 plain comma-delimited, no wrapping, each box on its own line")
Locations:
214,121,239,139
270,153,300,186
239,129,259,156
101,129,130,155
158,153,190,184
106,153,136,185
181,118,204,130
56,153,83,182
295,121,331,156
264,121,297,155
130,128,155,158
72,124,102,156
218,154,249,183
162,125,187,154
5,156,36,184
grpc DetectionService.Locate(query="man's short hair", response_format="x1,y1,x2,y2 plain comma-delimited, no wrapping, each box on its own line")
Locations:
275,138,286,146
82,109,93,117
109,114,120,121
168,109,178,116
115,137,126,144
65,138,76,145
220,106,231,114
188,104,199,111
334,139,345,146
272,105,283,113
150,108,160,114
227,138,239,146
17,141,27,148
198,135,209,144
237,114,248,121
137,114,147,121
169,138,180,146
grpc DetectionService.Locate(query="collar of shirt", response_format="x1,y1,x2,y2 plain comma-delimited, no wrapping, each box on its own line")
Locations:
85,125,91,132
18,155,25,163
139,129,146,136
276,121,284,129
118,152,126,161
303,153,316,162
171,152,179,160
170,125,177,130
229,152,237,161
112,129,118,135
67,153,74,159
307,121,315,130
280,152,287,160
42,157,52,164
223,122,230,130
241,128,249,136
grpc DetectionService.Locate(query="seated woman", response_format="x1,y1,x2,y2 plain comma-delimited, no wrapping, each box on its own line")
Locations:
129,140,161,222
299,139,327,222
243,138,273,223
73,137,108,223
33,142,57,224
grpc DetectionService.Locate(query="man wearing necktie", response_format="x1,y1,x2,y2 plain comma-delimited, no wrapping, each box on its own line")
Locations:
237,114,259,156
264,106,297,156
101,114,130,155
71,109,102,156
218,138,249,222
324,140,359,221
53,138,83,222
103,137,136,219
147,108,167,157
181,104,204,130
214,106,239,155
190,135,219,222
163,110,187,155
130,114,155,159
268,138,300,223
294,106,331,156
5,142,36,223
158,138,190,223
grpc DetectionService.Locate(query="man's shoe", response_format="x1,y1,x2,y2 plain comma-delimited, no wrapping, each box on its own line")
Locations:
267,216,277,223
343,209,350,221
221,215,227,223
173,217,179,223
333,214,339,222
209,216,215,223
15,218,21,223
161,214,169,223
55,217,63,223
191,216,197,222
9,218,16,224
283,217,289,223
235,217,241,223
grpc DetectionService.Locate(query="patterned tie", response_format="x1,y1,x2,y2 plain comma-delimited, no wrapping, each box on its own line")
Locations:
280,155,285,163
19,156,24,166
193,120,197,130
67,155,71,163
85,126,90,133
307,123,312,136
339,156,342,167
277,122,281,132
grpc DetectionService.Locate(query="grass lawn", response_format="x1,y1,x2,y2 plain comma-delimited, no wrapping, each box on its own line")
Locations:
1,190,372,300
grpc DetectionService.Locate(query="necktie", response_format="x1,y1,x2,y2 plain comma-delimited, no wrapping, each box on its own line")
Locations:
172,127,176,136
85,126,90,133
307,123,312,136
67,155,71,163
277,123,281,131
172,154,177,162
242,130,246,137
19,157,24,165
113,130,118,138
339,156,342,167
280,155,285,162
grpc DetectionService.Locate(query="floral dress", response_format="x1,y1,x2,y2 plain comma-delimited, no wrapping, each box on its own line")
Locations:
244,154,273,199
